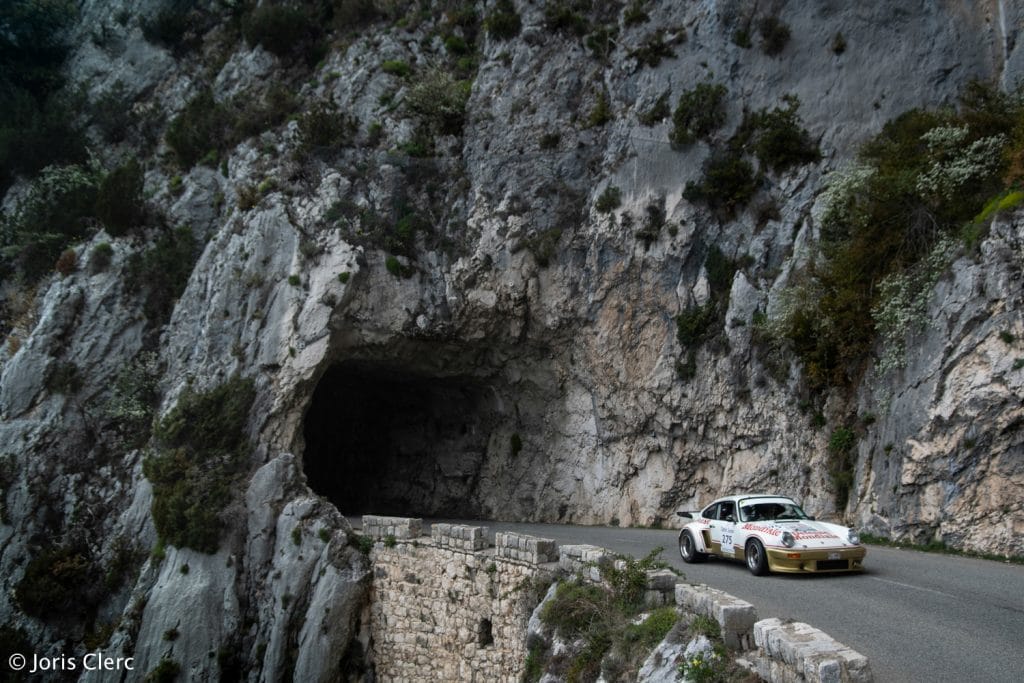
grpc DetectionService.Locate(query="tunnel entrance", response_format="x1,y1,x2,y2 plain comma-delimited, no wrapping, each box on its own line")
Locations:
302,360,501,517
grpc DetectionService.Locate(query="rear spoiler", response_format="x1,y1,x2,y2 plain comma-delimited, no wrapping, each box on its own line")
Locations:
676,510,698,520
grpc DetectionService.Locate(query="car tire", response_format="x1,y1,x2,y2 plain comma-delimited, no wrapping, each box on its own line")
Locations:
678,530,707,563
745,538,769,576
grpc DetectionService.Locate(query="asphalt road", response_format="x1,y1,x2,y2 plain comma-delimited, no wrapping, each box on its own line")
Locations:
416,519,1024,683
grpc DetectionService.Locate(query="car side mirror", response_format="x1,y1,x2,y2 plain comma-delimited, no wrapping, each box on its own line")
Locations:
725,515,735,523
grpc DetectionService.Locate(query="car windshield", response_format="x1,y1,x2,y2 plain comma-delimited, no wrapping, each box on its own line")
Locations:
739,499,809,522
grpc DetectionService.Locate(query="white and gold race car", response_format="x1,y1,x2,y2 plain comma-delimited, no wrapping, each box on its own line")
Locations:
676,494,866,575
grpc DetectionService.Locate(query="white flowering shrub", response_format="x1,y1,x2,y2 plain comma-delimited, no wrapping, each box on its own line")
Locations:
916,127,1007,200
873,236,957,372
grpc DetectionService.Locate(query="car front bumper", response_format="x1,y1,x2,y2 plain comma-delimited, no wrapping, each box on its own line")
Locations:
765,546,867,573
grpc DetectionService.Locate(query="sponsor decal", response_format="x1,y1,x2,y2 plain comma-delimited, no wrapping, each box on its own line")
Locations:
793,531,839,540
742,524,781,536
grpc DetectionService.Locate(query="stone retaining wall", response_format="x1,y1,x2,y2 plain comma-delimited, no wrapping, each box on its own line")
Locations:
675,583,758,650
366,522,555,682
362,518,872,682
752,618,872,683
494,531,557,563
433,522,489,551
362,515,422,539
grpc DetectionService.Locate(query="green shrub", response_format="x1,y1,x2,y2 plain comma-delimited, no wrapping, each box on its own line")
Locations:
746,97,820,172
683,151,759,215
242,3,323,63
332,0,380,31
585,25,618,62
732,27,752,49
828,426,856,509
595,186,622,213
89,241,114,273
623,1,649,25
543,1,590,37
144,658,181,683
525,226,563,267
385,254,402,277
484,0,521,40
535,548,672,681
90,81,135,143
15,544,99,620
639,91,671,126
1,163,100,281
230,83,298,141
629,29,680,68
758,15,790,56
444,34,471,55
381,60,412,77
831,32,847,55
144,376,255,553
353,534,374,554
141,0,196,49
670,83,727,147
676,301,717,348
585,91,612,128
0,0,86,186
539,132,560,149
298,100,355,156
623,606,678,648
165,89,232,168
95,159,145,236
404,69,472,136
676,245,740,355
46,360,82,394
126,226,197,323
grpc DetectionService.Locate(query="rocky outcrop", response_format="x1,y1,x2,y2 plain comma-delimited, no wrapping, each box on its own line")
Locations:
1,0,1022,677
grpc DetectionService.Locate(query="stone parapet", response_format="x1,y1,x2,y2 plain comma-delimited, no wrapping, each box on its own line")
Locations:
752,618,873,683
674,583,757,650
494,532,558,564
432,523,489,551
362,516,422,540
558,544,612,580
643,568,682,607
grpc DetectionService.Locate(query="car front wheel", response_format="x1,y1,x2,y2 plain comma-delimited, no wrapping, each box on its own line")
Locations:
745,538,769,576
679,530,707,563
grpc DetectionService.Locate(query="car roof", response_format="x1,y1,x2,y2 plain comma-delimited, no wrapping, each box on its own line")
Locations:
705,494,797,505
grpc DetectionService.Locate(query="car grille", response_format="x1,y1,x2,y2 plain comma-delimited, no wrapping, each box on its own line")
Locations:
816,559,849,571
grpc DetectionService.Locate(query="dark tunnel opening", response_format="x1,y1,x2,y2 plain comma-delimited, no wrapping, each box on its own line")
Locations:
302,360,500,518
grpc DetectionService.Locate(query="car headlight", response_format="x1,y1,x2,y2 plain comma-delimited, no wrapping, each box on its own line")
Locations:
848,530,861,545
781,531,795,548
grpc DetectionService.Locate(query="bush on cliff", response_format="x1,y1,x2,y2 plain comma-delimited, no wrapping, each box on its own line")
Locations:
144,376,255,553
770,81,1023,388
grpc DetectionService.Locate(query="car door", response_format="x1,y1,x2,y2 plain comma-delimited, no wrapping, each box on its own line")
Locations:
711,501,738,557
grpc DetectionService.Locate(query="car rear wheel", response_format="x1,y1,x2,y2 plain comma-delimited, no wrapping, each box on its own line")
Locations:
678,530,707,563
745,538,769,576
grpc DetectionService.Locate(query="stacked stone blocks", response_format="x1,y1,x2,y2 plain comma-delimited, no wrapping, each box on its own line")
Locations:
675,583,757,650
432,523,489,551
362,515,422,540
753,618,873,683
494,532,558,563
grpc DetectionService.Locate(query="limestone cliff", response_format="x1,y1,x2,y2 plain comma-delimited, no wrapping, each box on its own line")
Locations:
1,0,1022,679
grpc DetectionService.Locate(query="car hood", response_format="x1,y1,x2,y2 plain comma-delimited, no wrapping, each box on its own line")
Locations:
740,520,855,548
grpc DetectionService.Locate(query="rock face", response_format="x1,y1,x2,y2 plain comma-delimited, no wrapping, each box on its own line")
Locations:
1,0,1023,678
